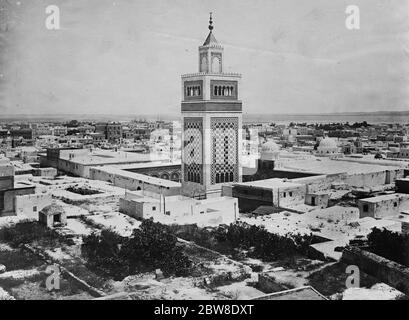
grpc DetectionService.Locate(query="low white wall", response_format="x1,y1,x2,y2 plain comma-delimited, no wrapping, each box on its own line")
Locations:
15,193,52,219
90,167,180,196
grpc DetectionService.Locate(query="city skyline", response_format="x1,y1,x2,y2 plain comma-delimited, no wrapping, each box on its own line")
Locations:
1,0,409,303
0,0,408,116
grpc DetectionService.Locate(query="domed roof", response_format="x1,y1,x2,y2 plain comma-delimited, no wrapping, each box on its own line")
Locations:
40,203,65,216
261,140,280,152
318,137,337,149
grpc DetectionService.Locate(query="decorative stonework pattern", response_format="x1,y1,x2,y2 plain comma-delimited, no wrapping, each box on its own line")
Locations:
183,117,203,184
210,117,239,184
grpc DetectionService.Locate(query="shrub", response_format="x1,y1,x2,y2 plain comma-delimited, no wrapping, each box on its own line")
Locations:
367,227,409,267
0,220,74,247
81,229,128,280
81,219,192,279
0,249,43,271
169,222,316,262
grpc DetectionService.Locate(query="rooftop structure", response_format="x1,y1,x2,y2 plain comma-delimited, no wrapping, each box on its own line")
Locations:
252,286,328,300
40,148,173,178
119,191,238,227
90,166,181,197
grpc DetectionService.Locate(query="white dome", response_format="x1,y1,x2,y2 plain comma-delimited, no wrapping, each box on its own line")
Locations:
319,137,337,149
261,140,280,153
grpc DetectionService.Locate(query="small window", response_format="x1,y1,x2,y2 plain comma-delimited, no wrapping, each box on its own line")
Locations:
165,211,170,215
394,202,398,207
363,204,369,212
289,192,293,197
33,206,37,212
152,206,156,211
283,192,286,198
200,211,205,214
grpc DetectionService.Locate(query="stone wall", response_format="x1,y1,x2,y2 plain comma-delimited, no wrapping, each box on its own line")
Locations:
341,246,409,296
257,273,287,293
15,193,52,219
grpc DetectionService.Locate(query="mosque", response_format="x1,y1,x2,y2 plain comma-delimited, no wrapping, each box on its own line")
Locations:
316,137,342,158
119,14,242,225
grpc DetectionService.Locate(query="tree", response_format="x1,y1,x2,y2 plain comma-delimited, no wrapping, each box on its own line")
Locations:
82,219,192,279
367,228,409,267
81,229,128,279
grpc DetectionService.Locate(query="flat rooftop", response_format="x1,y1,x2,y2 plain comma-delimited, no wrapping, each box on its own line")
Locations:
282,157,401,175
112,161,181,171
343,155,409,168
359,193,409,203
234,178,303,190
92,166,181,188
14,181,35,189
61,150,170,166
252,286,327,300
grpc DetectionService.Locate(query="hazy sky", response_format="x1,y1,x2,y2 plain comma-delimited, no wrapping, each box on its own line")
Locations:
0,0,408,115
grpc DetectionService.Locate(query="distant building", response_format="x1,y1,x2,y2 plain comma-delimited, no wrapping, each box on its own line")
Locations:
358,193,409,219
0,158,35,216
52,126,68,137
317,137,339,156
107,122,123,143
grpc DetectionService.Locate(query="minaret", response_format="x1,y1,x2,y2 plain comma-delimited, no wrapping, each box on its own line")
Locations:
181,13,243,198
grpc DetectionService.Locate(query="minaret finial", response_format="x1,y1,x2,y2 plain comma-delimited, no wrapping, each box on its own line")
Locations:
208,12,213,31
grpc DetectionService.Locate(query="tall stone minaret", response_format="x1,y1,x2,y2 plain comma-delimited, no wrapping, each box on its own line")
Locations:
181,13,242,198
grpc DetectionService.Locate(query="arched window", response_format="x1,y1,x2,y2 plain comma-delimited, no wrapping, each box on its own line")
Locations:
218,86,222,96
216,173,220,183
214,86,217,96
212,57,220,73
201,57,207,72
222,86,226,96
230,172,234,182
220,173,225,183
198,87,201,95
